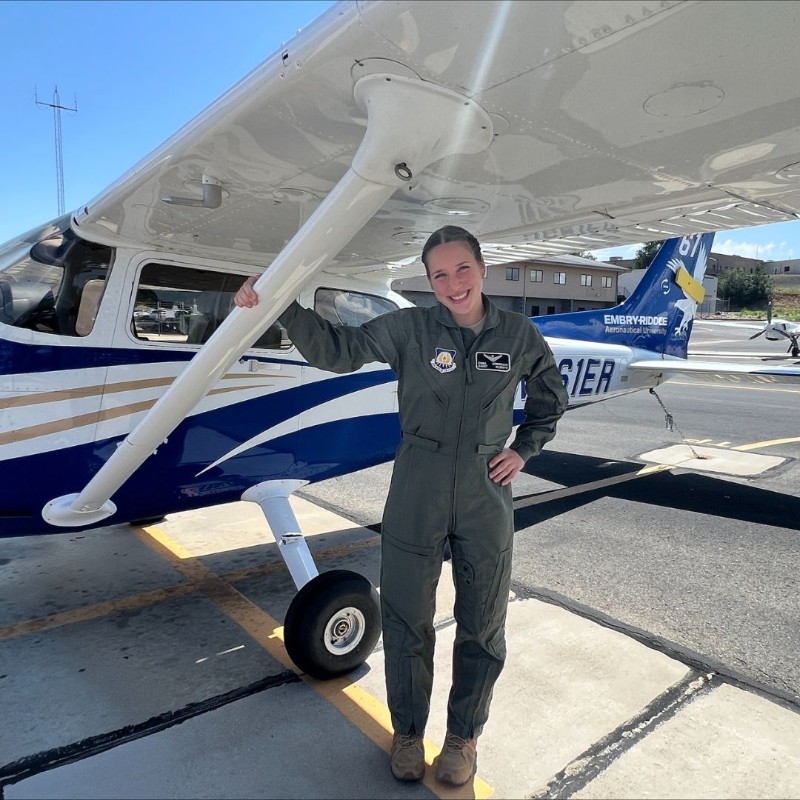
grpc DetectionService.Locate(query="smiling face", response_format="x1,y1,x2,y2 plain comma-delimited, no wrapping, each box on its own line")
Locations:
426,240,486,326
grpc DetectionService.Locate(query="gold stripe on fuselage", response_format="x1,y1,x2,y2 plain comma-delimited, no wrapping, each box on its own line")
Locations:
0,370,288,409
0,373,290,447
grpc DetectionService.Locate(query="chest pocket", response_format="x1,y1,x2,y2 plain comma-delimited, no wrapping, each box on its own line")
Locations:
396,345,455,438
479,370,519,446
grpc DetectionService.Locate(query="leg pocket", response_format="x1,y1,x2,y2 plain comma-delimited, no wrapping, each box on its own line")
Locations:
482,544,513,629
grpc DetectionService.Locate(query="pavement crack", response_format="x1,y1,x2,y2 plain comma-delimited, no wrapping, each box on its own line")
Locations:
0,670,300,789
529,670,721,799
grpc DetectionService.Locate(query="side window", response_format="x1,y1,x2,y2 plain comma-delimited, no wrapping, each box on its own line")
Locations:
314,288,398,326
0,227,111,336
131,263,290,349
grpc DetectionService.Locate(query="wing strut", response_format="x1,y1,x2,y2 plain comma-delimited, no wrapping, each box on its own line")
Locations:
42,73,493,526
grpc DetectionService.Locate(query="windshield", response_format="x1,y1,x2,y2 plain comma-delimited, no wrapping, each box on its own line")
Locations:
0,219,113,336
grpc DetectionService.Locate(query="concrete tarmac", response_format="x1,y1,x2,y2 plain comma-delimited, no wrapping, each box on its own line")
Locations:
2,497,799,799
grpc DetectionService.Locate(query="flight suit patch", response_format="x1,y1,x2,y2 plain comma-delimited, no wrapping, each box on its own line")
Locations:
431,348,457,373
476,352,510,372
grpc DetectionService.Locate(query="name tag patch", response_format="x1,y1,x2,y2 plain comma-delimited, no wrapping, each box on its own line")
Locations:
476,352,510,372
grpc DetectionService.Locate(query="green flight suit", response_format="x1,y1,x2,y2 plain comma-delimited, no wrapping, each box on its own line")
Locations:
280,295,568,738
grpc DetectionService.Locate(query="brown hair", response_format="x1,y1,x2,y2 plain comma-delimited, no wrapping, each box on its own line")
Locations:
421,226,483,275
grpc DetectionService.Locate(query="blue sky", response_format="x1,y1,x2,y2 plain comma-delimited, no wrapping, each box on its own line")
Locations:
592,221,800,263
0,1,334,243
3,1,800,263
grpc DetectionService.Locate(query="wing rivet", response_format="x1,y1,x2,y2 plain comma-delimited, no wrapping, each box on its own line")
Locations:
394,162,412,181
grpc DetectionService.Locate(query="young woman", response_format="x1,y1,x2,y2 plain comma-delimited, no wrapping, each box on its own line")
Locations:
235,226,568,786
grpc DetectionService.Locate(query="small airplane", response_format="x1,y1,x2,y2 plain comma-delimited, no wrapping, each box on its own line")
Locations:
5,0,800,679
748,301,800,357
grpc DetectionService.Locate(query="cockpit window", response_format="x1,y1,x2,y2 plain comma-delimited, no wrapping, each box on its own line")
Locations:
0,222,112,336
314,288,398,326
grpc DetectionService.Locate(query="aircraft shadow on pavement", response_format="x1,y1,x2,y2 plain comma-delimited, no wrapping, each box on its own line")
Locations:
516,449,800,531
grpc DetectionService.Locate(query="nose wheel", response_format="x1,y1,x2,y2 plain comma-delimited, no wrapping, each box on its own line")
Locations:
283,569,381,679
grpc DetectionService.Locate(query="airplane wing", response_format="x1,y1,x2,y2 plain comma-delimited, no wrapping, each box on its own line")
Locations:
695,320,767,332
44,0,800,525
631,359,800,386
72,0,800,275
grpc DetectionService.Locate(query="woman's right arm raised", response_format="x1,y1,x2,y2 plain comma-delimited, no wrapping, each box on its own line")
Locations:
233,275,398,374
234,275,259,308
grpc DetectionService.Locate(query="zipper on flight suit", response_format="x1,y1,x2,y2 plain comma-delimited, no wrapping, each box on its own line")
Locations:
449,325,479,532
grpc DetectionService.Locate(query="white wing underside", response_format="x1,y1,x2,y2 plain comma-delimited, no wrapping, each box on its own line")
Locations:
40,0,800,527
63,0,800,282
631,360,800,386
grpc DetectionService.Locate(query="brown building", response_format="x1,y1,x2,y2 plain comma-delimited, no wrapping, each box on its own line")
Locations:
607,251,777,277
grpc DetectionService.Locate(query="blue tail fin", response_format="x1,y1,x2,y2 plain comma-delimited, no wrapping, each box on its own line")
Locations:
533,233,714,358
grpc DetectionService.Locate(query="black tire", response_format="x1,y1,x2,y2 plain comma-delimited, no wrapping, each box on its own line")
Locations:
792,345,799,358
283,570,381,679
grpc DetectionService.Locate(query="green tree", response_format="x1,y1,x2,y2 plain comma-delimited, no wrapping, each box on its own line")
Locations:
570,251,596,260
634,241,662,270
717,263,771,309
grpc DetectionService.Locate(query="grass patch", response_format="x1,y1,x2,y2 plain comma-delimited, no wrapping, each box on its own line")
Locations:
716,289,800,321
772,307,800,322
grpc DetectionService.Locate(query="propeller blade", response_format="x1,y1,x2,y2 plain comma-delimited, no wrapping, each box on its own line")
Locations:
749,330,764,339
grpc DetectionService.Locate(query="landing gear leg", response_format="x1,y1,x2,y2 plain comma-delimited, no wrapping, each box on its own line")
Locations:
242,480,380,679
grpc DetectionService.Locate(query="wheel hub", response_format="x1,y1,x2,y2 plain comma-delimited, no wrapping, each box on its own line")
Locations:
324,606,366,656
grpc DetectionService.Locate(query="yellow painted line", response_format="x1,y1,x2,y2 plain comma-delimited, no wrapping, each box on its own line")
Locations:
133,525,298,670
310,671,493,798
142,523,196,560
675,266,705,303
136,523,493,798
0,583,196,642
513,463,673,510
733,436,800,452
0,535,382,642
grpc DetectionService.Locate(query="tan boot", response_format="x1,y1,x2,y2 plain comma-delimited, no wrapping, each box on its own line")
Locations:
390,733,425,781
434,731,477,786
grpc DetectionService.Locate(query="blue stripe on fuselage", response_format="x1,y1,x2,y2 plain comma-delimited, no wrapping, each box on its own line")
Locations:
0,370,400,537
0,338,307,375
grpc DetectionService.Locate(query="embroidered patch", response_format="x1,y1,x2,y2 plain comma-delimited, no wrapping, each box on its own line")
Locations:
476,352,511,372
430,348,457,373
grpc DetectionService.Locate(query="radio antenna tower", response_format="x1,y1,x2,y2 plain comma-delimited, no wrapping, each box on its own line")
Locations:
35,86,78,216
